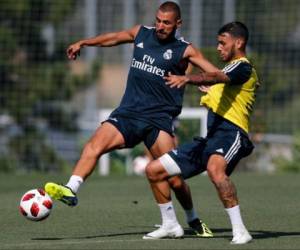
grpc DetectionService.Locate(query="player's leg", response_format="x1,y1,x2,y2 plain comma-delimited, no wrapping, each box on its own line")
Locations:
149,131,198,217
143,158,184,239
72,122,125,178
45,122,125,206
206,153,252,244
145,134,212,238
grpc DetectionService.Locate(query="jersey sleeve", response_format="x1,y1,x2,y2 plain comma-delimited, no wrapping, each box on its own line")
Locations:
224,62,252,85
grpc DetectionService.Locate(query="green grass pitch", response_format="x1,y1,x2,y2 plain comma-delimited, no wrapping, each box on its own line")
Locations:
0,172,299,249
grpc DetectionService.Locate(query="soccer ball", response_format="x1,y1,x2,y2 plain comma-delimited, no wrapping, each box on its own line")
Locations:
19,188,52,221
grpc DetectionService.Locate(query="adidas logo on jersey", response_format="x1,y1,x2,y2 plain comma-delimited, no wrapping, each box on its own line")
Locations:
216,148,224,153
136,42,144,48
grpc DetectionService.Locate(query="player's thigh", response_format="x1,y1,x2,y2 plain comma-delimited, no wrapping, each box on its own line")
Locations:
87,122,126,153
149,130,176,159
157,138,207,180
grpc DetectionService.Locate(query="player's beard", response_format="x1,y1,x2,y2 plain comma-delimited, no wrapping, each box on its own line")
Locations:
220,47,235,62
156,28,176,41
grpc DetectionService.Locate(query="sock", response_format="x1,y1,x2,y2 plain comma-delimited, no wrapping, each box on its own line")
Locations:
158,201,179,227
66,175,83,193
185,208,199,223
225,205,246,235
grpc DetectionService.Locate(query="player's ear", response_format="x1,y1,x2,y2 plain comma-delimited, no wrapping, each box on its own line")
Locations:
235,38,244,50
176,19,182,28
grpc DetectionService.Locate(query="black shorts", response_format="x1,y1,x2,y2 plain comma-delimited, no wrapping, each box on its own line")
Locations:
104,115,171,149
159,129,254,179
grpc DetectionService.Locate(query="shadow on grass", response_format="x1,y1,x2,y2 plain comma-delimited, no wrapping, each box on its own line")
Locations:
198,228,300,240
31,231,149,241
31,227,300,241
250,229,300,240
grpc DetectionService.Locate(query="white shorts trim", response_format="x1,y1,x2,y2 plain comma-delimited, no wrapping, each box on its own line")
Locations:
224,131,241,164
159,154,182,176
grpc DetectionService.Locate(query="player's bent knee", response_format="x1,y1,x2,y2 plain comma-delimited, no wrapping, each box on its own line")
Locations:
145,161,160,182
207,168,226,185
145,160,168,183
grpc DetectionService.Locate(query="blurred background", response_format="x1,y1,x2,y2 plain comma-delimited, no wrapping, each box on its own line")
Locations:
0,0,300,176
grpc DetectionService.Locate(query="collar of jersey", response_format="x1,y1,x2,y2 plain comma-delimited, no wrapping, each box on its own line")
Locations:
229,56,249,64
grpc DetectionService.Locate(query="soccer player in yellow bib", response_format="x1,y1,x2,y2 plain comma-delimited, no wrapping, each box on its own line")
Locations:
143,21,259,244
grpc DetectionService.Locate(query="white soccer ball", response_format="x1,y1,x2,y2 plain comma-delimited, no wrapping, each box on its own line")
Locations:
19,189,53,221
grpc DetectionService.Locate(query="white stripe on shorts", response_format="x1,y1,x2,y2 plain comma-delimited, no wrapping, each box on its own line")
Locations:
224,131,241,164
159,153,182,176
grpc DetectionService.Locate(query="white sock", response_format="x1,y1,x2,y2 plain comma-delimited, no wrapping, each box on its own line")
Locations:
66,175,83,193
158,201,179,227
225,205,247,235
185,208,199,223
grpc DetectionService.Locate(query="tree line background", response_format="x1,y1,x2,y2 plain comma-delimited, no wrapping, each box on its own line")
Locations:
0,0,299,173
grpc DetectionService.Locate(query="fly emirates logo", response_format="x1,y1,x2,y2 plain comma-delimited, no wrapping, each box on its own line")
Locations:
131,54,165,77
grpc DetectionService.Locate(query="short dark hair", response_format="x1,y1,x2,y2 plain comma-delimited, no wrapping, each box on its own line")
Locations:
159,1,181,20
218,21,249,44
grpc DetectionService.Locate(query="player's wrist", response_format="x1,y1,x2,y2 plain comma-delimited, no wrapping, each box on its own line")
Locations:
183,76,189,84
78,40,86,48
187,73,204,85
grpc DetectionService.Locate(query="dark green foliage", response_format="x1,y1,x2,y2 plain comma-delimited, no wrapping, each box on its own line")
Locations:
0,0,98,172
236,0,300,134
8,126,68,172
0,156,17,173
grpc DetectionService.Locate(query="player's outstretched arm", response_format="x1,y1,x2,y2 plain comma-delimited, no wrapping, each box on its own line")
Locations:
184,44,220,73
66,25,141,60
164,45,230,88
165,71,229,89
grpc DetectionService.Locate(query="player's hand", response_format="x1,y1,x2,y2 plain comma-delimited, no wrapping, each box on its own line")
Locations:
66,42,81,60
164,72,189,88
198,85,211,93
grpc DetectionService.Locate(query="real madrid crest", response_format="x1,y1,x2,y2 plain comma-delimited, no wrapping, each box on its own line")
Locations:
163,49,173,60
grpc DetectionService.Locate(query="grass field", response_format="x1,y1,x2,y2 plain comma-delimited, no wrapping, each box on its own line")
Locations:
0,172,299,250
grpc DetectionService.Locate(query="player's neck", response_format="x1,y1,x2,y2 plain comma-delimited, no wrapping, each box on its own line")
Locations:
232,51,246,60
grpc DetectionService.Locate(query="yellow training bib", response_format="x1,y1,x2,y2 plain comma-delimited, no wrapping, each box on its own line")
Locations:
200,57,259,133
